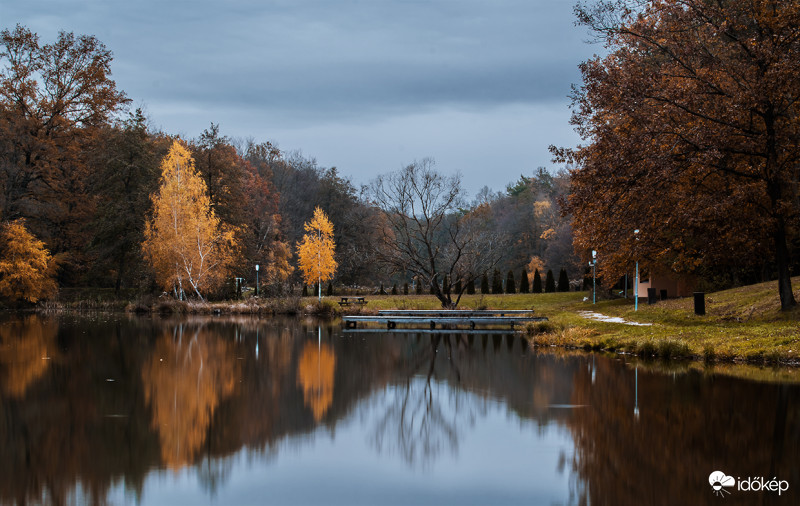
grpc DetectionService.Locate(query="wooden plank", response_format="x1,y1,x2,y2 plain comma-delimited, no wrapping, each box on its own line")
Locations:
377,309,534,316
342,316,544,323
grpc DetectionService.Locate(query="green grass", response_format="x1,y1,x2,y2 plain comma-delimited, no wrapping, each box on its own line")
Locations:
323,277,800,366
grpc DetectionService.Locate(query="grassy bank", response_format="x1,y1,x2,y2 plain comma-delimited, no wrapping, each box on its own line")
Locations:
325,278,800,366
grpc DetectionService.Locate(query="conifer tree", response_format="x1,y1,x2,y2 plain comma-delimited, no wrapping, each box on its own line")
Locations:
558,268,570,292
505,270,516,294
533,269,543,294
519,269,529,293
481,273,490,294
491,269,503,294
545,269,556,293
467,278,475,295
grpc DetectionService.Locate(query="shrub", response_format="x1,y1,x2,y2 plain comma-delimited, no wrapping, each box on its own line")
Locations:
533,269,542,293
519,269,529,293
491,269,503,294
545,269,556,293
558,268,569,292
505,270,515,294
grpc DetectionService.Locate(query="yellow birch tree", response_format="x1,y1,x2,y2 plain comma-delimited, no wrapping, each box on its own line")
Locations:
142,140,236,300
296,207,337,299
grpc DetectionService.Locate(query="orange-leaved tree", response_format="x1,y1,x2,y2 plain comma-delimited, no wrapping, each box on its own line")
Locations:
142,140,236,300
0,220,57,303
296,207,337,300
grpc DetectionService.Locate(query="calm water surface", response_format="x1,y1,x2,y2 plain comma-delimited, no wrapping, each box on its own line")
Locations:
0,313,798,505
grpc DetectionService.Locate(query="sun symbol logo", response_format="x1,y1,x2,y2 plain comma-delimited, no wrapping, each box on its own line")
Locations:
709,471,736,497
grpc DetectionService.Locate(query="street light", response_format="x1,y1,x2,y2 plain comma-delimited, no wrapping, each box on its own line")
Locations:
634,229,640,311
591,250,597,304
255,264,259,297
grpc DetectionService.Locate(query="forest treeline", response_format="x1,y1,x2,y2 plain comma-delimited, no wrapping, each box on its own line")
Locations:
0,25,577,304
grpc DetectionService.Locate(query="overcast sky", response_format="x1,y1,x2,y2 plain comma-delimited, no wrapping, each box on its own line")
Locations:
5,0,598,195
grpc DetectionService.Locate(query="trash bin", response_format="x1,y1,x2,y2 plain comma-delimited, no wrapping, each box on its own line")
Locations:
647,287,658,305
693,292,705,316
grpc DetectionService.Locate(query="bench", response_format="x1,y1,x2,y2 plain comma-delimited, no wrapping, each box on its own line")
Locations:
338,297,368,307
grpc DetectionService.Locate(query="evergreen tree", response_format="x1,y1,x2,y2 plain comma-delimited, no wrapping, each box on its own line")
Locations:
545,269,556,293
558,268,570,292
403,282,409,295
380,283,387,295
519,269,529,293
467,278,475,294
327,282,333,296
455,279,462,295
491,269,503,294
391,283,398,295
442,274,449,294
505,270,516,294
302,285,308,297
416,281,423,295
533,269,543,293
481,273,490,294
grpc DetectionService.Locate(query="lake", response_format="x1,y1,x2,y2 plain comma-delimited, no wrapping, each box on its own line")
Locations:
0,313,798,505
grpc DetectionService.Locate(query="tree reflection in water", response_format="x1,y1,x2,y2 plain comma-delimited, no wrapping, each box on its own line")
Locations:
0,314,58,398
1,314,798,505
370,335,463,467
141,322,237,469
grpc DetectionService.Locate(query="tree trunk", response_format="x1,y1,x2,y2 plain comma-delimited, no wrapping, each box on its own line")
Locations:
773,221,796,311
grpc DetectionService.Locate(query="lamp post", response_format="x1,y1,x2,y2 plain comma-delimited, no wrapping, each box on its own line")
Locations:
592,250,597,304
255,264,259,297
634,229,640,311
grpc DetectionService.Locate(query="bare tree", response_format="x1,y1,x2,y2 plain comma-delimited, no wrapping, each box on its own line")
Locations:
370,159,507,308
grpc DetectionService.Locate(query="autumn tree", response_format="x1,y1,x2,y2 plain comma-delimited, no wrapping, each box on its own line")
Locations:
0,220,57,303
371,159,507,308
296,206,337,300
142,140,236,300
88,109,165,293
562,0,800,309
0,25,128,282
242,141,293,291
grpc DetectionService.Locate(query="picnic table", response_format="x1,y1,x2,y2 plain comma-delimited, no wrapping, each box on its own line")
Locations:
338,297,367,307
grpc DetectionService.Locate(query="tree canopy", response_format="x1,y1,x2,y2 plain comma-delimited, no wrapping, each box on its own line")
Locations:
296,206,337,298
142,140,236,300
560,0,800,309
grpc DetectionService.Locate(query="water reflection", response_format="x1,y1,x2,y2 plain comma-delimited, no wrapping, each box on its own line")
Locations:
0,314,797,505
141,323,237,469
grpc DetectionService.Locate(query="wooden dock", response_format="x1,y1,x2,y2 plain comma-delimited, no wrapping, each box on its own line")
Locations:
342,310,546,330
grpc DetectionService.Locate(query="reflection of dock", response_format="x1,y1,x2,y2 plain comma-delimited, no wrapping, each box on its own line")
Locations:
342,327,518,334
342,310,547,330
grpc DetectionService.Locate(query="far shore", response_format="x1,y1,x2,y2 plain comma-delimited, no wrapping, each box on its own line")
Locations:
26,276,800,368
